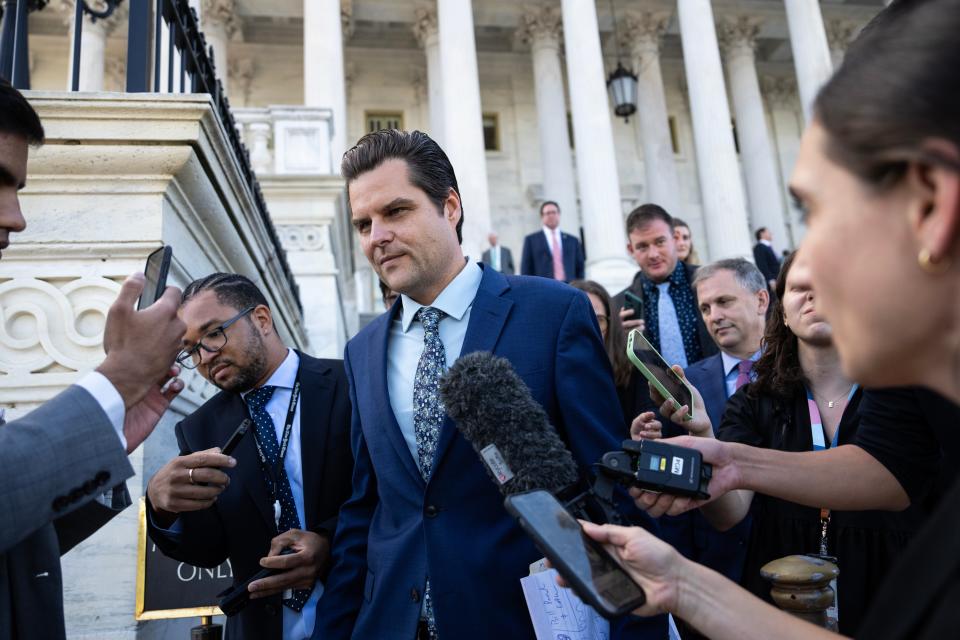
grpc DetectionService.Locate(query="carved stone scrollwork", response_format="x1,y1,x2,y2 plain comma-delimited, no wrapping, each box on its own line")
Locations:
0,276,120,377
717,15,763,58
761,75,799,109
412,6,438,48
516,5,563,50
201,0,240,39
279,225,328,252
620,10,670,58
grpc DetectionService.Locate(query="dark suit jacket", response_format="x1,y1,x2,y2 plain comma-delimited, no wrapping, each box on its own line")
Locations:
520,229,585,282
314,265,665,640
147,353,353,640
753,242,781,284
0,385,133,640
480,246,515,274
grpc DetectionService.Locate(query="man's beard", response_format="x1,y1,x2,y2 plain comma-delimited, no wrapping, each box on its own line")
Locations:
213,334,268,393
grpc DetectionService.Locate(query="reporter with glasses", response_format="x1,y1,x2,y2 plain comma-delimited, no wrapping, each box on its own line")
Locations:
562,1,960,638
146,273,353,640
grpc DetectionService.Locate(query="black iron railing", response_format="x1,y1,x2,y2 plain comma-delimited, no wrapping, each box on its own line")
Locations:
0,0,301,312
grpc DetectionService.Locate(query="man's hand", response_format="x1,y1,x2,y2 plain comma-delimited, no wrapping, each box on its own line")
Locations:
123,365,184,453
97,273,186,412
249,529,331,598
631,436,742,517
648,366,713,438
146,448,236,527
630,412,663,441
619,307,646,333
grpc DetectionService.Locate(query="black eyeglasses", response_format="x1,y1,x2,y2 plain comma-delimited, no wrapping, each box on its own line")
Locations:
176,306,255,370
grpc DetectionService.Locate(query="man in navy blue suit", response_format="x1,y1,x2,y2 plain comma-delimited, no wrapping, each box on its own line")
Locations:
519,201,584,282
313,130,664,640
752,227,782,293
638,258,769,614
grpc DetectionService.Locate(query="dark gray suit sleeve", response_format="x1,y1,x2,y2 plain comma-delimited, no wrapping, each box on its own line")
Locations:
0,385,134,553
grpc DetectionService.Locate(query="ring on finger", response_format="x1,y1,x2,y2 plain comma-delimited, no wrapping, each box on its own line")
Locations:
188,467,196,485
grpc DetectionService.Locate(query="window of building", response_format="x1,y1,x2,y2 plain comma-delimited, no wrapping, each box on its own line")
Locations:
483,113,500,151
668,116,680,155
365,111,404,133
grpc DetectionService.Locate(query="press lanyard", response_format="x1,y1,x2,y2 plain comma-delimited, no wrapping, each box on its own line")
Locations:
251,369,301,527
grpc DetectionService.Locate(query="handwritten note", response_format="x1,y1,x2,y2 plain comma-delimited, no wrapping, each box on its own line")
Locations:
521,569,610,640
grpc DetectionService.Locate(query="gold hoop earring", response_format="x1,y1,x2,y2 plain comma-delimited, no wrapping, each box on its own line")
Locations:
918,248,951,275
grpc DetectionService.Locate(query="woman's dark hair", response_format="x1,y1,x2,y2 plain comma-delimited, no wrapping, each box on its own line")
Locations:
751,251,803,398
814,0,960,188
569,279,632,388
341,129,464,244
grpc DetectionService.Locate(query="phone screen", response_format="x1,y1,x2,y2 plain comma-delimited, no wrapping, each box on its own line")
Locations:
505,490,646,617
627,329,693,412
138,246,172,310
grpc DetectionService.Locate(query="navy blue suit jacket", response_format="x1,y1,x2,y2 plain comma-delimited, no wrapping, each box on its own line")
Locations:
658,353,750,586
520,229,585,282
314,266,665,639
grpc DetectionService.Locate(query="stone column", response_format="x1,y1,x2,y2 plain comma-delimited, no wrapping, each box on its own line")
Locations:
304,0,348,159
517,5,580,235
719,16,789,247
763,75,805,246
412,7,445,144
201,0,239,95
559,0,634,292
825,19,859,68
783,0,833,122
436,0,491,260
676,0,753,262
61,0,126,92
622,10,681,215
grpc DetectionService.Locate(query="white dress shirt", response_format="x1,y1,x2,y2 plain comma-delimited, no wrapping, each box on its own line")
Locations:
541,226,562,255
387,261,484,465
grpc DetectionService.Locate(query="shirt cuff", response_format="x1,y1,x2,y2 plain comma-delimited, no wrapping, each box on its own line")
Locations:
147,507,184,537
76,371,127,452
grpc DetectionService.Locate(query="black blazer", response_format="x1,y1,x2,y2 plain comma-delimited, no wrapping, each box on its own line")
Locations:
147,353,353,640
520,229,585,282
480,246,515,274
752,242,781,283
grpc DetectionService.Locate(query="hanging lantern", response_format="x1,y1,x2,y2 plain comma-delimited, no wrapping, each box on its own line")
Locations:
607,61,638,122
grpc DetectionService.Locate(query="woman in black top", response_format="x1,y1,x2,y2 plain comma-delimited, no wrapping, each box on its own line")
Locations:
557,1,960,638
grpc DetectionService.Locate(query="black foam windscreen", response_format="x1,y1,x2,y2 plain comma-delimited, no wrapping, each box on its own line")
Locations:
439,351,579,495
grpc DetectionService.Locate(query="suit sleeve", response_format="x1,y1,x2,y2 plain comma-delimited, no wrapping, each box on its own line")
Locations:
505,247,515,275
520,235,534,276
0,385,134,553
146,421,229,568
313,348,380,640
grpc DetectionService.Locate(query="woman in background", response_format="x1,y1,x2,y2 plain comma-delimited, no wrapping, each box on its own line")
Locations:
672,218,700,265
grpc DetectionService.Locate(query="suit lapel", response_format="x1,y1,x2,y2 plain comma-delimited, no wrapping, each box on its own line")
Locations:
703,355,728,430
297,353,335,531
225,396,276,530
432,267,513,475
366,306,427,488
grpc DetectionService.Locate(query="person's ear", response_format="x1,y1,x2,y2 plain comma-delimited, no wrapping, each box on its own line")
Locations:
251,305,273,336
907,139,960,268
756,288,770,316
444,187,461,228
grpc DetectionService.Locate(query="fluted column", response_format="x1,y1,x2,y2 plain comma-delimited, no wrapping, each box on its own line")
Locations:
201,0,239,95
304,0,348,158
437,0,491,259
412,7,445,144
719,16,789,248
677,0,753,261
559,0,633,292
622,10,680,214
783,0,833,121
61,0,126,91
518,5,580,235
763,75,805,246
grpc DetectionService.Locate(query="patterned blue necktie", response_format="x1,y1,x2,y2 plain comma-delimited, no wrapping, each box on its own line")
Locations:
657,282,688,368
245,384,311,612
412,306,446,639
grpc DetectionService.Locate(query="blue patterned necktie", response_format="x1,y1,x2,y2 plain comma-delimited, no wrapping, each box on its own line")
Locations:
657,282,688,368
412,306,446,639
245,384,311,612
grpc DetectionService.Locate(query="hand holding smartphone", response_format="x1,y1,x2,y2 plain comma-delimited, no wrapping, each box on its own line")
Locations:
626,329,695,420
138,246,173,310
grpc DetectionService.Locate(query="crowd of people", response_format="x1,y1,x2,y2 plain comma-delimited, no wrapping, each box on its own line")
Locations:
1,0,959,639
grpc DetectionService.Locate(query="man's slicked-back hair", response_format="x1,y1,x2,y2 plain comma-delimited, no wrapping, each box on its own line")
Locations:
625,203,673,236
0,78,44,145
181,273,269,311
341,129,464,244
692,258,767,295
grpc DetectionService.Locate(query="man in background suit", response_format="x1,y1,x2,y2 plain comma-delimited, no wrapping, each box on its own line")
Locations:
0,79,186,640
752,227,782,292
147,273,353,640
314,129,664,640
480,231,514,274
520,201,584,282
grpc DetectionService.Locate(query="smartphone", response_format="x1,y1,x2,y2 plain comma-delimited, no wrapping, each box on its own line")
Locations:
504,490,646,618
221,419,251,457
622,290,644,321
626,328,695,420
137,246,173,310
